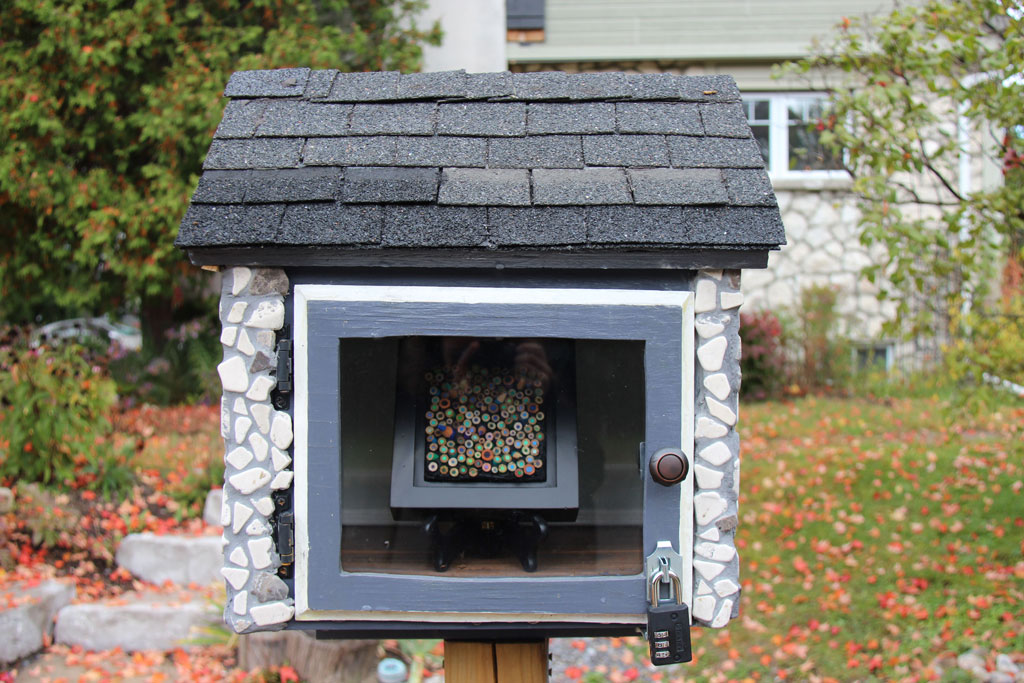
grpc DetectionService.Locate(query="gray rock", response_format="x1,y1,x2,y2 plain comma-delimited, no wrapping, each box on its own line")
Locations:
55,590,219,652
249,268,289,296
0,580,75,664
957,649,986,673
987,672,1015,683
0,486,12,513
203,489,224,527
252,571,289,602
996,654,1019,674
116,533,223,585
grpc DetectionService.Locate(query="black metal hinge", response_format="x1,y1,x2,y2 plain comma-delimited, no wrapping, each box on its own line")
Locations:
273,490,294,578
271,334,292,410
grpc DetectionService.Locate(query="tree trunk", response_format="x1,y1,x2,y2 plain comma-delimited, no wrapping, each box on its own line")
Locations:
237,631,379,683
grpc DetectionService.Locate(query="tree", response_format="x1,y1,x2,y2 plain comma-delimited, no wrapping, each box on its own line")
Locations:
782,0,1024,340
0,0,439,347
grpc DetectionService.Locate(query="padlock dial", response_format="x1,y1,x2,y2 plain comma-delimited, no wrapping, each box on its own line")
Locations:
649,448,688,486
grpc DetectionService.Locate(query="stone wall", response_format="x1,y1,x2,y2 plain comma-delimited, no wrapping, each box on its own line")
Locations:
216,267,295,634
690,269,743,627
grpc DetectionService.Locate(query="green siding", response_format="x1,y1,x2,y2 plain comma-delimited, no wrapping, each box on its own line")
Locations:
508,0,896,63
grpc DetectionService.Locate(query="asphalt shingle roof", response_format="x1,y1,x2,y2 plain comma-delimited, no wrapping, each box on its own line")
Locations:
177,69,785,254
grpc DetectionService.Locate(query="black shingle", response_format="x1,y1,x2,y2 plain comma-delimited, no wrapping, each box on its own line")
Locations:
245,168,342,203
627,168,728,205
438,102,526,136
304,70,338,99
465,72,513,99
488,207,586,245
191,171,250,204
256,101,351,137
350,103,436,135
527,103,615,134
617,103,701,135
678,75,741,103
582,135,669,167
668,136,764,168
586,206,684,244
676,206,786,245
395,136,487,167
342,167,439,203
700,103,750,138
203,139,303,170
397,71,467,99
303,137,397,166
214,100,267,139
278,203,382,245
326,71,400,102
625,73,683,100
224,69,308,98
488,136,582,168
722,169,777,206
532,168,631,205
381,206,489,247
176,204,284,246
438,168,530,206
570,73,630,100
512,72,572,100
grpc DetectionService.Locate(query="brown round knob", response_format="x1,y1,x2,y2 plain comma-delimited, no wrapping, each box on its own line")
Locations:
649,448,688,486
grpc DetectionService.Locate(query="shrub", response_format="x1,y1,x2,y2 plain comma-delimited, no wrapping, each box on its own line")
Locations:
0,335,133,495
947,294,1024,411
790,284,853,393
740,310,788,400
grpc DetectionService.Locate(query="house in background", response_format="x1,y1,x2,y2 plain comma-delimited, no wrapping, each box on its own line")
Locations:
420,0,977,367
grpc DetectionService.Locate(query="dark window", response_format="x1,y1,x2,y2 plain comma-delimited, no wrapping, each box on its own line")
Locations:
507,0,545,30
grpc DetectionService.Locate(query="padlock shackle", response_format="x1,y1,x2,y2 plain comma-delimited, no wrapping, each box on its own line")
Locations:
649,568,683,606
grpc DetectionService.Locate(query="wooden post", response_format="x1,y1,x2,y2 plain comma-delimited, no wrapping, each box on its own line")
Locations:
445,640,549,683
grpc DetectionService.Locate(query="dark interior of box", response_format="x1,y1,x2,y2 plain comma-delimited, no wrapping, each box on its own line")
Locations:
338,337,646,577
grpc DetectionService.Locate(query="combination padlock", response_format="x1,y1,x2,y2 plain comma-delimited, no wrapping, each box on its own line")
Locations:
646,564,693,666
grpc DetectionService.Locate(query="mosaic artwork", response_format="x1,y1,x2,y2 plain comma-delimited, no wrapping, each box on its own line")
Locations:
422,365,547,483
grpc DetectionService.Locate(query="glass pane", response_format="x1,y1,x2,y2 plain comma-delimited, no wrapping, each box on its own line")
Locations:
787,98,842,171
339,337,645,578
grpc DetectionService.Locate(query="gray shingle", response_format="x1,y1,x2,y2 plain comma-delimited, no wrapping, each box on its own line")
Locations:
488,207,586,245
224,69,309,98
582,135,669,167
722,169,777,206
326,71,400,102
700,103,750,138
350,103,436,135
625,73,683,100
438,102,526,136
214,100,267,139
438,168,530,206
303,137,397,166
465,72,513,99
191,171,250,204
395,136,487,167
617,103,701,135
488,136,582,168
304,70,338,99
677,206,786,245
627,168,728,205
397,71,467,99
527,103,615,134
203,139,303,170
245,168,342,203
381,206,488,246
342,167,439,203
668,136,764,169
532,168,631,205
256,101,351,137
278,203,382,245
570,73,630,100
586,206,684,244
176,204,284,246
679,75,741,103
512,72,572,100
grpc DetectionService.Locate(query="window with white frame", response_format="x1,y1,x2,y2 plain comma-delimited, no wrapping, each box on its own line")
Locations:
742,94,844,176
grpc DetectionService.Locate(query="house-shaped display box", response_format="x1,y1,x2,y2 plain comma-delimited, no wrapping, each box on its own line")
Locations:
176,69,785,641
